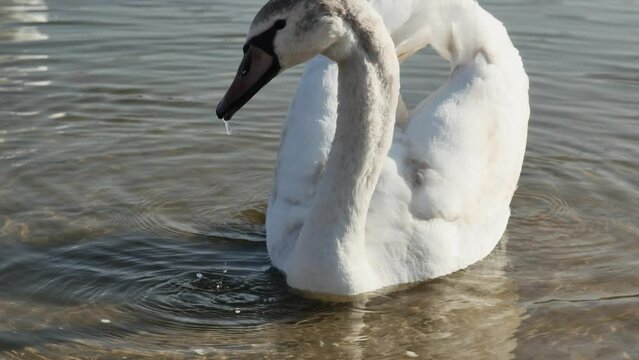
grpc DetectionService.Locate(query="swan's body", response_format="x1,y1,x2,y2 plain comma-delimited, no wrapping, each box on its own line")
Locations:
217,0,529,296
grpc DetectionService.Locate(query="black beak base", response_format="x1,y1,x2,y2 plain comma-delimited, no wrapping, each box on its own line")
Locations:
216,45,281,121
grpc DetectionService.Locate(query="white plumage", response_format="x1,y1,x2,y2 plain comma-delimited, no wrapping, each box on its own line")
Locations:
237,0,530,296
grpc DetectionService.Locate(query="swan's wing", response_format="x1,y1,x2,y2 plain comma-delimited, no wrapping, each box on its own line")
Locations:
266,56,337,258
366,51,529,283
371,0,431,62
402,52,529,222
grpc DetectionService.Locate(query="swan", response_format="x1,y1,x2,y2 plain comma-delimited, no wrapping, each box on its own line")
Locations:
216,0,530,296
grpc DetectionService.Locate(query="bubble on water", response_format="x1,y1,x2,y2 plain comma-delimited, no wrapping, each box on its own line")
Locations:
100,319,111,324
234,308,241,314
223,120,232,135
405,351,418,358
193,349,206,356
196,272,203,279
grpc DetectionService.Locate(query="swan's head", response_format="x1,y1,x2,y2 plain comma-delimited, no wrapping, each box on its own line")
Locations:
216,0,348,120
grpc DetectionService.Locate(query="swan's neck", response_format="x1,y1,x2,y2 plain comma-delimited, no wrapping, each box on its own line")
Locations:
287,7,399,292
313,54,399,237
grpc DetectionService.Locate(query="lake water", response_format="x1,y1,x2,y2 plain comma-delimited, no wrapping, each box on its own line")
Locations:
1,0,638,358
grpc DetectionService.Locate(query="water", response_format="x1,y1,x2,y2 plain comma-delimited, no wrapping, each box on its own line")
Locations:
223,120,232,135
1,0,638,358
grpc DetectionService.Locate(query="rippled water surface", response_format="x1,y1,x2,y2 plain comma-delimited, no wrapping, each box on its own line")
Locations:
1,0,638,358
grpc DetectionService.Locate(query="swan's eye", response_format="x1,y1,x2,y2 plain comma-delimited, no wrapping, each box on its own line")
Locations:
240,53,252,77
274,19,286,30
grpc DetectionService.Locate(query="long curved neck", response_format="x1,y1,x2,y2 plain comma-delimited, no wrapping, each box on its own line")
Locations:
293,9,399,261
316,55,398,232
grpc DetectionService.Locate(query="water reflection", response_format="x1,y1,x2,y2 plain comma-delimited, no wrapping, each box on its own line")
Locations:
0,229,522,358
0,0,49,43
0,0,50,102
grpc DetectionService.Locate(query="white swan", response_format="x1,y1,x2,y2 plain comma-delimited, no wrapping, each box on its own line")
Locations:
217,0,530,296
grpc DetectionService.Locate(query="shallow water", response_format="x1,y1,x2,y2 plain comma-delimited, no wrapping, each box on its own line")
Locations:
1,0,638,358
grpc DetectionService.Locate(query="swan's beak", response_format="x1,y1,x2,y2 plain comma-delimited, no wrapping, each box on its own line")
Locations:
216,45,281,120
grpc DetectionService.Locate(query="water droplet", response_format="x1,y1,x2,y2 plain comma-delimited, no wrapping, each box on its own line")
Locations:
49,112,66,120
196,272,203,279
222,269,227,274
223,120,232,135
234,308,241,314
